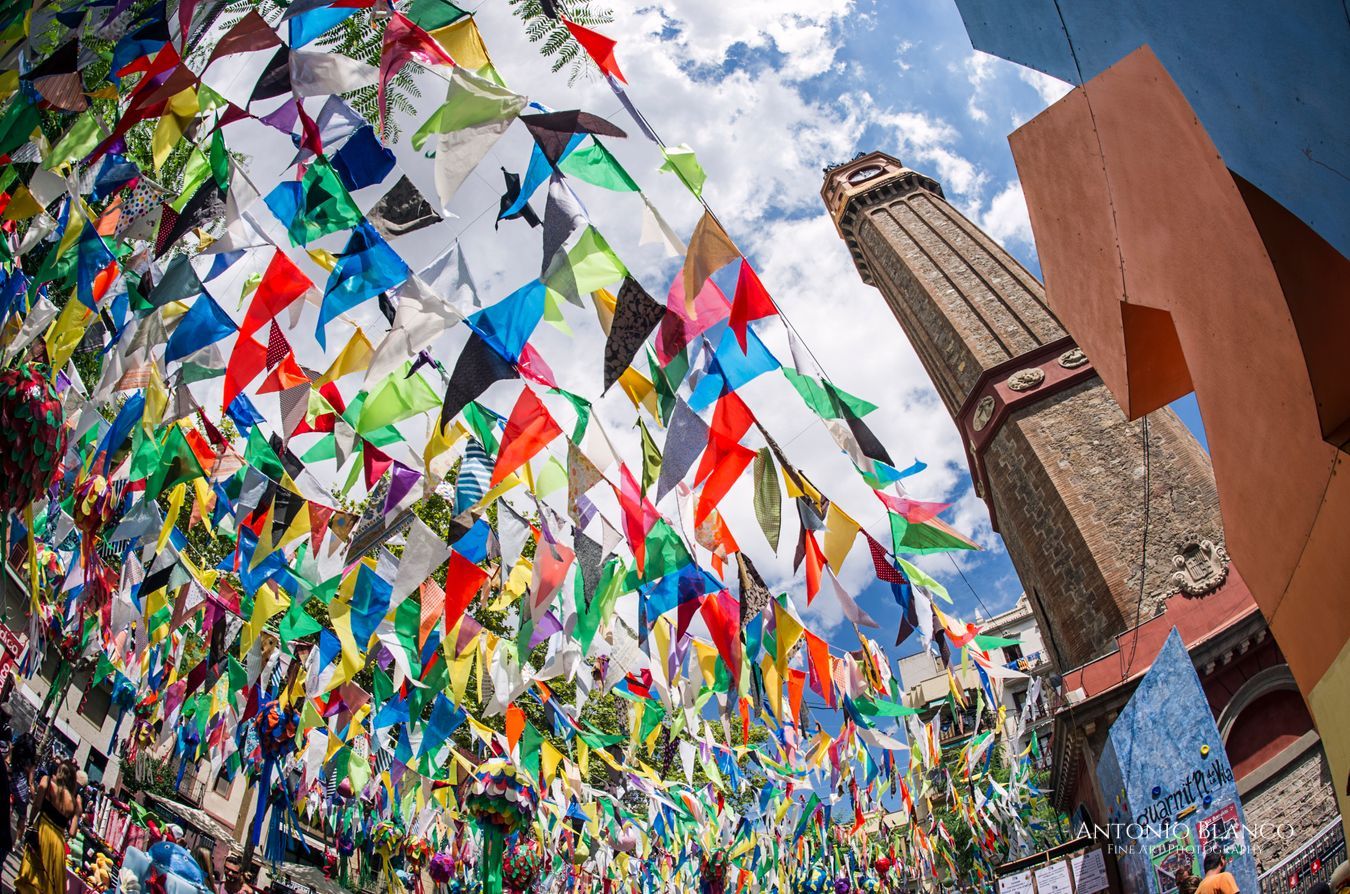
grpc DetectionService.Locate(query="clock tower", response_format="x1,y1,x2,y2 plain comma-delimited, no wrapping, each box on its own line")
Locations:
822,152,1227,671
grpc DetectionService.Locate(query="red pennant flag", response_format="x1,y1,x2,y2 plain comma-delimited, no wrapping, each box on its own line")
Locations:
379,13,456,132
729,260,777,351
616,464,657,576
490,386,563,488
443,552,488,635
563,19,627,84
694,390,755,488
699,589,743,688
874,490,951,525
242,250,312,338
206,10,282,65
694,435,755,526
309,503,334,556
419,577,446,648
362,440,393,489
803,530,825,604
804,629,835,708
223,334,268,409
787,668,806,727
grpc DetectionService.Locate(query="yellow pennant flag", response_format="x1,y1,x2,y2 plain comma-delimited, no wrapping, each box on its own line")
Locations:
823,502,860,571
316,329,374,386
773,599,803,683
156,483,187,554
44,296,92,372
541,741,563,784
429,18,492,70
153,87,199,170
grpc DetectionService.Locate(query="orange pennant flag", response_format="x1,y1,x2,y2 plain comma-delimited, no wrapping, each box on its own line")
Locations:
490,386,562,488
506,703,526,753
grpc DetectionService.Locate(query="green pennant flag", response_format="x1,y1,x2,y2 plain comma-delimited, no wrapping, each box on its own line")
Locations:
658,144,707,198
283,156,363,245
751,447,780,551
358,365,441,433
146,424,206,499
638,520,691,584
244,426,285,482
170,148,211,212
519,721,543,785
638,418,661,494
550,388,591,442
638,697,665,745
890,513,978,557
279,597,322,645
558,141,639,192
462,402,499,454
372,665,394,707
393,594,422,678
0,95,38,157
972,635,1021,651
647,348,684,425
403,0,467,29
46,114,105,171
781,367,877,420
545,226,627,297
210,126,231,191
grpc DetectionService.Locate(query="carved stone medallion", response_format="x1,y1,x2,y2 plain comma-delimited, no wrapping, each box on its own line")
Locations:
972,395,996,432
1058,348,1089,369
1170,534,1230,596
1006,368,1045,392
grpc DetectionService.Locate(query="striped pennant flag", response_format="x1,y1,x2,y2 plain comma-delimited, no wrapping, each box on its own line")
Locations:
454,438,492,514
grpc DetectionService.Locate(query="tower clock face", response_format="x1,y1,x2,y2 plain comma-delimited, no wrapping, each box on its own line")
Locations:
848,165,884,184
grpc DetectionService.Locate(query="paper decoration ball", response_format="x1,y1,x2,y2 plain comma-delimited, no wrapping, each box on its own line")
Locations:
0,363,66,513
466,759,537,835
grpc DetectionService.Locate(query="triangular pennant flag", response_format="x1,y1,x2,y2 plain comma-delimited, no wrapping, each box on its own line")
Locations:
603,276,666,392
490,387,563,488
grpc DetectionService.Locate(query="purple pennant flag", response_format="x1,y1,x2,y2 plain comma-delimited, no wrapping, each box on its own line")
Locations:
383,462,422,515
528,612,563,649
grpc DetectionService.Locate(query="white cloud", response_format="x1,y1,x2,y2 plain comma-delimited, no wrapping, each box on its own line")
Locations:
1018,65,1073,105
977,180,1036,250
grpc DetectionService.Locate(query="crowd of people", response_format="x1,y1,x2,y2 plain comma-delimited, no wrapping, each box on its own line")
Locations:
0,712,265,894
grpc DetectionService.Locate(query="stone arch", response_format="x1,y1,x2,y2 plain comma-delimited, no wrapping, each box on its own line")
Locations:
1217,664,1300,743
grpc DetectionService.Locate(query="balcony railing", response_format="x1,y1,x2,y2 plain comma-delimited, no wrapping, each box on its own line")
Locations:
1259,815,1345,893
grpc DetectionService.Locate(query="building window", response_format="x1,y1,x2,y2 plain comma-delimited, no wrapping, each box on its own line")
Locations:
79,681,112,728
1004,643,1024,664
85,751,107,786
214,769,233,796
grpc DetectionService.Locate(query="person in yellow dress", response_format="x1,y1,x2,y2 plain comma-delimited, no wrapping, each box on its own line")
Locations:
15,759,83,894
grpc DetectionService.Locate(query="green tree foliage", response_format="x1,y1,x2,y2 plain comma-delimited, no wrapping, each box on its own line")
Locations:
507,0,615,84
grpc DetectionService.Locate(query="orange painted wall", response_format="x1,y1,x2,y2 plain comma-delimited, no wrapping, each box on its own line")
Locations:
1007,45,1350,830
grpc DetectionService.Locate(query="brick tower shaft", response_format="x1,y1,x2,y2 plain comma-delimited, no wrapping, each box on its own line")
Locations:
823,153,1227,671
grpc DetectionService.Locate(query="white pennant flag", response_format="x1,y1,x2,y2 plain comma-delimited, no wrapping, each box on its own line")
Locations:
363,275,465,385
414,67,526,212
289,51,379,98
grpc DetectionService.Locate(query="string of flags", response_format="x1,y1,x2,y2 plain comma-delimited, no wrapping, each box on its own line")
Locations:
0,0,1052,891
